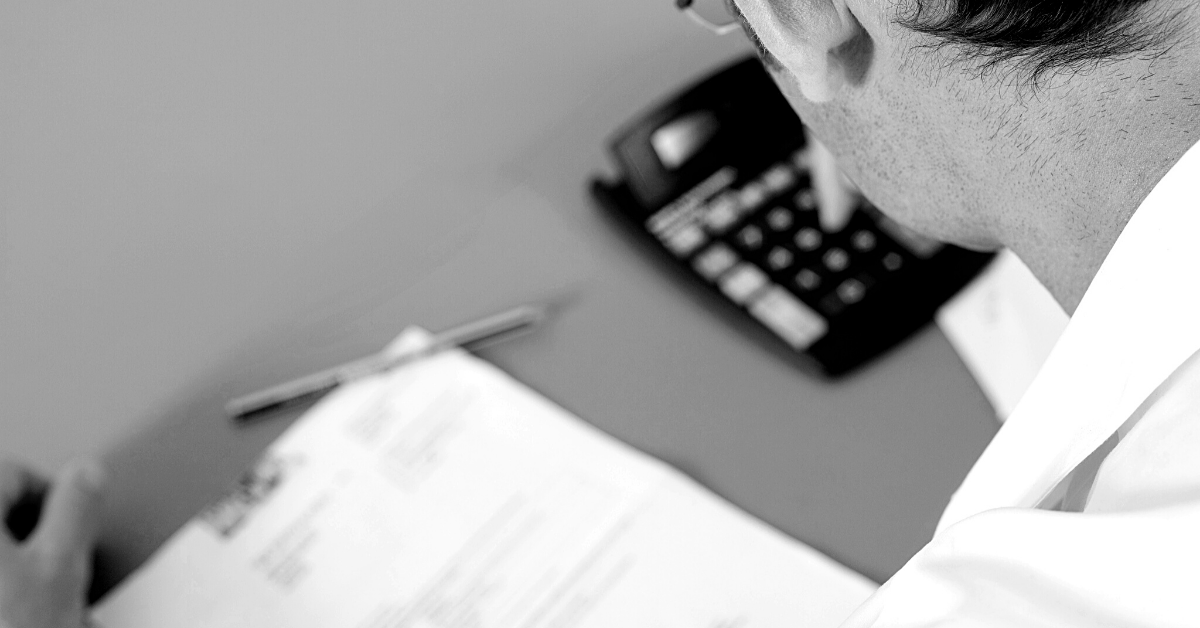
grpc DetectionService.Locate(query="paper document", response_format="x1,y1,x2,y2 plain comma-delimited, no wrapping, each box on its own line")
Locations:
92,329,874,628
937,250,1069,421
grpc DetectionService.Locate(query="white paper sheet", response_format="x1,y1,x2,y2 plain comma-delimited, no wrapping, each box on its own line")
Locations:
936,250,1069,421
92,329,874,628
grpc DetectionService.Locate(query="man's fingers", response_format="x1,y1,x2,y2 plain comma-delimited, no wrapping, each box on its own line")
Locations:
1,460,50,549
29,460,106,567
0,460,48,512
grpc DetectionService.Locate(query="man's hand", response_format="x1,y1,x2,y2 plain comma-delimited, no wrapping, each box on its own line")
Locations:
0,460,105,628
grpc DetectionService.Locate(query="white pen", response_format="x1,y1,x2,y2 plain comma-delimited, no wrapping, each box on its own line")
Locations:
227,304,547,423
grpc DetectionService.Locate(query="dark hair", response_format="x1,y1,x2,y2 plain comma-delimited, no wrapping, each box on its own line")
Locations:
901,0,1182,82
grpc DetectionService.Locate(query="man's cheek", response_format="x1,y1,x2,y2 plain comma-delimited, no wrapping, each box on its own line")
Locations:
766,66,919,227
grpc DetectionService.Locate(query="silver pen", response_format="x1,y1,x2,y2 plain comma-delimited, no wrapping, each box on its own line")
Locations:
227,304,546,422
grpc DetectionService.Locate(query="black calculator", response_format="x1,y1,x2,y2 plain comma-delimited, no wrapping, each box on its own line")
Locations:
590,57,994,375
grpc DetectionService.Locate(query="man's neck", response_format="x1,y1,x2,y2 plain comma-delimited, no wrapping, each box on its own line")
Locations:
1000,26,1200,314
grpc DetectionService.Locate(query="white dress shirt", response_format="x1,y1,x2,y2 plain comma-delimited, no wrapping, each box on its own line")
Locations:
842,140,1200,627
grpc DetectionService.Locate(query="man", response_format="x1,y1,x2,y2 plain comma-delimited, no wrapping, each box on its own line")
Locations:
3,0,1199,625
722,0,1200,624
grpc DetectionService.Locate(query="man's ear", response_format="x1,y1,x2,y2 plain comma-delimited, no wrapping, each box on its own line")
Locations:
737,0,873,103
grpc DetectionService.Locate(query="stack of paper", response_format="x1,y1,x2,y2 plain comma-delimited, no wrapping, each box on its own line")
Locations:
92,329,874,628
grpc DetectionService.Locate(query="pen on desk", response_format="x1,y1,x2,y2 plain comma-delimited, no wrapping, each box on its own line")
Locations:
227,304,547,423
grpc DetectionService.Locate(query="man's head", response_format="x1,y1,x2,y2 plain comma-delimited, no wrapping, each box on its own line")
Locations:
729,0,1195,257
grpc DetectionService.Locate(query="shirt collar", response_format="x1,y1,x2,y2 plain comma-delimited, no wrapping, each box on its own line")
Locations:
938,139,1200,531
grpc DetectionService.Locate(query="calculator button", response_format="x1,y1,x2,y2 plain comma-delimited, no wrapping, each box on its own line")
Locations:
794,268,822,292
735,224,766,251
704,196,740,233
719,263,769,304
749,287,829,350
693,243,739,280
794,189,818,211
850,230,877,252
791,149,810,171
836,278,868,304
823,247,851,273
739,183,769,211
819,293,847,316
665,224,707,257
882,251,904,272
794,228,823,252
765,207,795,232
762,164,796,193
766,247,794,271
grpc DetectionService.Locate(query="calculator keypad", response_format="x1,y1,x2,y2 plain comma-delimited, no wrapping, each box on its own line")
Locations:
794,268,822,292
665,224,707,257
837,277,869,304
693,243,739,280
765,207,795,232
794,228,822,252
850,230,876,252
642,148,929,353
749,287,828,350
793,189,818,212
762,164,797,193
766,247,794,271
738,183,770,212
704,196,740,233
720,264,770,304
822,248,851,273
735,224,766,251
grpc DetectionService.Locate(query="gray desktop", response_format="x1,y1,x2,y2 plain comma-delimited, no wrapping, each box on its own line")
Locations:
0,0,997,593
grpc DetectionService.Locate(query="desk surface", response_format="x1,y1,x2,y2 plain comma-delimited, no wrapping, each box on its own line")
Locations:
0,0,996,591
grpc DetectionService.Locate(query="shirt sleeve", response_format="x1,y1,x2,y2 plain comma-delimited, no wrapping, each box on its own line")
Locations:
837,502,1200,628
